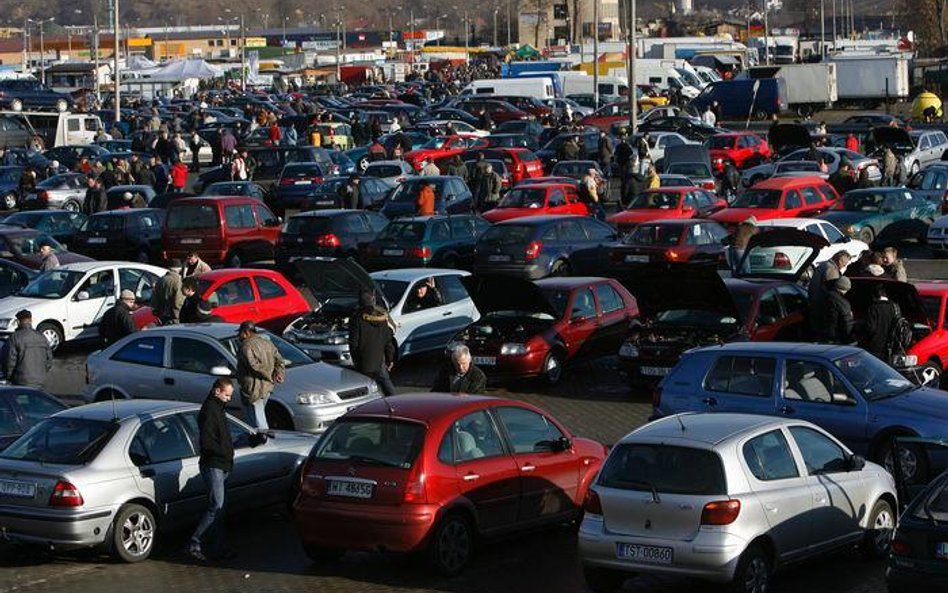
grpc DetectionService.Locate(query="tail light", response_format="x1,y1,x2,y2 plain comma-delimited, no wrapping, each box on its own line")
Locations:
583,489,603,515
310,177,323,184
664,249,681,262
38,190,50,202
652,385,663,407
403,461,427,503
890,538,911,556
49,481,84,507
702,181,716,191
700,500,741,525
315,234,341,248
279,177,294,185
407,246,432,259
772,252,791,269
525,240,542,261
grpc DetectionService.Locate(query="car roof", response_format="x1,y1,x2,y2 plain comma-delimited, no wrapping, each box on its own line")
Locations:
914,280,948,295
755,218,823,228
56,399,198,422
494,214,589,226
136,322,241,338
694,341,859,357
752,176,829,190
535,276,611,289
196,268,285,282
89,208,162,217
370,267,468,281
348,392,526,422
53,261,163,273
290,209,356,218
625,413,789,446
169,196,258,205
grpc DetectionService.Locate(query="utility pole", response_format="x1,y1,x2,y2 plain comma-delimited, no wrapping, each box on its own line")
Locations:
593,0,599,109
507,0,511,46
21,20,28,74
820,0,825,57
464,11,469,59
335,19,342,83
763,0,769,65
93,14,101,102
628,0,637,133
114,0,121,124
240,13,247,92
832,0,837,51
409,9,415,68
493,8,498,47
39,22,45,86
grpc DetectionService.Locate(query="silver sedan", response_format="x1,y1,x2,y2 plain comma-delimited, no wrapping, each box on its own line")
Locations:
0,399,316,562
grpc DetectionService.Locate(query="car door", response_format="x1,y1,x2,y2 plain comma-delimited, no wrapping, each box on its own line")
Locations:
592,282,630,354
700,355,779,415
570,218,617,275
751,288,788,341
493,406,580,524
562,287,599,360
166,337,236,404
252,203,281,260
546,188,572,215
251,275,292,330
435,274,478,337
206,277,260,324
396,277,456,355
66,268,117,340
104,336,170,400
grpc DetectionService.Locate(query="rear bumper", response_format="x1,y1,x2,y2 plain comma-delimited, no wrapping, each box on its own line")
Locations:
472,262,546,280
0,504,115,549
293,497,438,552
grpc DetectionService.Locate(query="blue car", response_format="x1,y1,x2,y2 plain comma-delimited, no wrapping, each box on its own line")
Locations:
655,342,948,484
0,166,24,210
377,176,474,219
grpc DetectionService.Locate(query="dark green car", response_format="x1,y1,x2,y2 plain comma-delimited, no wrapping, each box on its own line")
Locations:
817,188,937,245
361,214,491,270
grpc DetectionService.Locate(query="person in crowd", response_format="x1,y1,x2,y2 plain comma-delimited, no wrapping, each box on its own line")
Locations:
236,321,284,431
120,191,147,209
339,174,361,209
170,159,189,191
38,241,59,272
861,284,903,361
726,217,758,272
152,259,185,325
83,176,108,215
829,161,856,195
348,290,396,397
646,165,660,189
193,300,224,323
431,345,487,395
701,104,717,126
5,310,52,388
416,179,436,215
474,163,502,211
420,159,440,177
820,276,855,344
181,251,212,278
445,155,468,183
809,250,852,304
882,246,908,281
614,135,634,200
189,131,204,172
580,168,605,220
597,131,614,175
100,290,138,344
883,146,898,186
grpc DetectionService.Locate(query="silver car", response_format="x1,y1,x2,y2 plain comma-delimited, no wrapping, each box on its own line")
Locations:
0,400,316,562
83,324,381,434
742,147,882,187
363,160,415,186
22,173,88,211
579,413,897,593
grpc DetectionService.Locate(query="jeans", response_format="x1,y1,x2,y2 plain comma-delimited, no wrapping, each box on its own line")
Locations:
371,364,397,397
242,397,269,431
190,466,228,553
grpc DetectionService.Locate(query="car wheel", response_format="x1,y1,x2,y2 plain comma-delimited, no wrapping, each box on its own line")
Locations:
859,227,875,245
918,361,942,387
583,565,627,593
302,542,344,564
62,200,81,212
358,156,369,172
427,513,473,576
36,322,63,351
110,503,156,563
10,99,22,112
877,438,928,484
225,250,243,268
860,499,895,559
729,544,771,593
911,161,920,176
542,350,564,385
2,192,17,210
549,259,570,277
265,402,294,431
55,99,68,113
753,110,769,121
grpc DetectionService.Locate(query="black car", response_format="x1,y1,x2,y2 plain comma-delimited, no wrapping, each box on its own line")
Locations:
378,176,474,218
72,208,166,263
0,115,37,149
0,257,36,298
0,79,74,112
195,146,335,191
149,191,197,209
275,209,389,273
202,181,268,201
271,162,336,215
361,214,490,270
2,210,86,247
887,466,948,592
0,386,68,450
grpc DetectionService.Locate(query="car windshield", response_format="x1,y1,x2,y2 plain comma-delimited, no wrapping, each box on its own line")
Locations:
282,165,322,178
655,309,739,327
419,137,447,149
220,332,314,368
666,163,711,178
18,269,85,299
7,233,65,256
628,191,681,210
284,217,332,235
0,169,20,183
707,136,735,149
37,174,80,189
833,350,916,401
841,192,886,212
375,279,409,308
541,289,571,319
733,189,782,208
313,418,426,469
499,188,547,208
599,443,727,495
625,224,683,246
479,224,533,245
168,205,218,230
313,179,347,195
0,418,118,464
378,221,426,242
552,163,592,178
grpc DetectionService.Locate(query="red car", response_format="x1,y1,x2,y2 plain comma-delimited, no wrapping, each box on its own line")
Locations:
293,393,607,574
607,187,726,234
461,147,544,184
404,135,486,170
709,176,838,230
454,276,639,384
608,219,729,266
707,132,772,172
131,268,310,331
482,183,588,223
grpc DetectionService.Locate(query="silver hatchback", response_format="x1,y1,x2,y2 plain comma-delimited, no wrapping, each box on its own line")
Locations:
579,413,897,593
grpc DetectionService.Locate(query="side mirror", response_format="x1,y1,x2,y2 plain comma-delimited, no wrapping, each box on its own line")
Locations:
249,432,268,448
210,365,233,377
848,454,866,471
757,315,777,326
554,436,573,452
76,291,90,301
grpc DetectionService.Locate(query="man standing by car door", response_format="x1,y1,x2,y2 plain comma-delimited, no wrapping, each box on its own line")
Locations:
349,291,396,397
4,310,52,389
152,260,185,325
236,321,284,431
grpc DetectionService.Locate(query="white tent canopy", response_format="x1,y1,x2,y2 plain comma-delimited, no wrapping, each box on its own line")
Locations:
135,59,224,82
126,55,158,71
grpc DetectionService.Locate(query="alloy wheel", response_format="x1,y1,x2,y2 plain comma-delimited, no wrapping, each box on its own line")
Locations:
121,511,155,557
743,556,769,593
884,446,918,482
437,519,471,574
872,507,895,553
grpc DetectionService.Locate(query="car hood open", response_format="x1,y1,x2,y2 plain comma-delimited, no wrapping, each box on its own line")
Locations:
612,262,739,320
871,126,913,151
460,275,558,318
294,257,383,309
846,277,929,327
736,228,829,282
768,123,812,155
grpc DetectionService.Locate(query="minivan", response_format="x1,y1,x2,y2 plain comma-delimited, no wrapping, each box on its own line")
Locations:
690,79,787,119
163,196,282,267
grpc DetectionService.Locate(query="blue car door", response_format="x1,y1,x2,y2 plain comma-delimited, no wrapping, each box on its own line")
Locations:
698,354,780,416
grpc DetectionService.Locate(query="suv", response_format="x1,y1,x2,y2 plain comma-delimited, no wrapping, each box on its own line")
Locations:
275,209,389,272
362,214,490,270
73,209,166,263
0,79,74,112
163,197,281,267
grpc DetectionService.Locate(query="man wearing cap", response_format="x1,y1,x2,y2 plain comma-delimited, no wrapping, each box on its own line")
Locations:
121,191,147,209
820,276,855,344
236,321,284,431
100,290,138,344
38,241,60,272
5,310,52,388
151,260,185,325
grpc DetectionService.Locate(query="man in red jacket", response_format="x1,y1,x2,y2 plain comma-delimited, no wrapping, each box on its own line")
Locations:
170,160,189,191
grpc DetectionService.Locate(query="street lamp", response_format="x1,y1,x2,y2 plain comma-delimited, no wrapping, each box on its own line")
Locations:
493,8,499,47
27,17,55,85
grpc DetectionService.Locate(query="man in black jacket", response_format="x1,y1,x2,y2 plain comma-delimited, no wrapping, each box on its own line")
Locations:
432,345,487,394
83,176,108,215
862,284,903,360
821,276,855,344
100,290,138,344
187,378,235,562
348,290,396,396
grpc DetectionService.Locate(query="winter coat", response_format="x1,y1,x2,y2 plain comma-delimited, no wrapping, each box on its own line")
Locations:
431,363,487,394
151,271,184,324
100,301,137,344
348,306,395,375
5,327,52,388
237,333,284,403
198,395,234,472
862,299,901,360
820,291,855,344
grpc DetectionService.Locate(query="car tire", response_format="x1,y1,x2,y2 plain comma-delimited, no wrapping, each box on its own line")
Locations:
36,321,63,351
2,192,17,210
265,402,294,431
10,99,22,112
860,498,895,559
55,99,68,113
918,360,942,387
427,512,473,576
729,544,771,593
110,503,156,563
301,542,344,564
225,250,243,268
542,350,564,385
358,156,369,172
753,110,769,121
549,259,570,277
859,227,875,245
62,200,81,212
583,565,627,593
876,437,929,485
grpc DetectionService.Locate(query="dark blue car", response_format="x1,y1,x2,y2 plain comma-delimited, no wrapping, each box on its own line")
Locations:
0,166,24,210
0,79,74,112
0,386,68,450
378,176,474,219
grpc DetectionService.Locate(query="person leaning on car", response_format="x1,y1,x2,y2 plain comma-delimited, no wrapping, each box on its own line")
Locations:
100,290,138,345
348,290,396,397
432,345,486,395
152,259,185,325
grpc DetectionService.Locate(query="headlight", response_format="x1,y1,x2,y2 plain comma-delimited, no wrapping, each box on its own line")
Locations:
500,343,527,356
321,334,348,345
892,354,918,368
619,342,639,358
297,391,336,405
0,318,14,331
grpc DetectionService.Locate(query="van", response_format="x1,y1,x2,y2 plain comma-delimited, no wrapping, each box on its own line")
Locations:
630,60,701,98
461,78,555,100
0,111,105,148
689,79,787,120
560,72,629,99
162,196,282,267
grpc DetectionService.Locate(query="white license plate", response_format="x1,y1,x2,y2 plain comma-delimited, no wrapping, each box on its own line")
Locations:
326,479,374,499
640,366,670,377
473,356,496,366
87,237,107,244
624,254,649,263
314,200,335,206
294,180,312,185
181,238,202,245
382,249,404,256
937,542,948,560
0,479,36,499
488,255,511,262
616,543,673,565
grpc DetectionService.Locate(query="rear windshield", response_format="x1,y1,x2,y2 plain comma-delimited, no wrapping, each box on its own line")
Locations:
479,224,534,245
285,217,333,235
625,224,683,246
733,189,782,209
82,215,124,233
599,443,727,495
367,165,404,178
667,163,711,178
1,418,117,464
378,221,426,242
707,136,735,149
313,419,426,469
168,205,219,230
282,164,324,178
628,191,680,210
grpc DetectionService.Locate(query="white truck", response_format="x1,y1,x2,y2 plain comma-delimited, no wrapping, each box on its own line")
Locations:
0,111,107,148
827,55,910,107
559,72,629,99
743,63,838,116
626,59,701,99
461,78,555,100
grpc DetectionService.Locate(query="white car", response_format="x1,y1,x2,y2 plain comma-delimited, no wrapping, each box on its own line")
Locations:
645,132,698,165
755,218,868,266
0,261,167,350
927,214,948,255
363,160,415,186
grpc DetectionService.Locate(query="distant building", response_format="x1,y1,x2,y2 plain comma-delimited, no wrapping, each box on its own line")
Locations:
519,0,622,48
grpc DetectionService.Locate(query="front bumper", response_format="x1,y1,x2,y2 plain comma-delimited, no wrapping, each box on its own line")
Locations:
286,339,353,367
293,497,438,553
0,504,115,549
467,348,548,378
285,393,379,434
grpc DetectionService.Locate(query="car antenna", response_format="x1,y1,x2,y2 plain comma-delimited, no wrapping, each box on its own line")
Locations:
110,388,119,423
675,414,686,432
383,396,396,417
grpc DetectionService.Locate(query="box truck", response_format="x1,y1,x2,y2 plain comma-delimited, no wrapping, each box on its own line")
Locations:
743,63,837,115
828,55,910,107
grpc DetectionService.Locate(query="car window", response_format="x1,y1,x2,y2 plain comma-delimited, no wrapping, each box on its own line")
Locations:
130,416,195,466
255,276,286,300
76,269,115,300
111,336,165,367
171,338,230,374
0,398,17,435
598,443,727,495
495,406,564,453
254,204,278,227
343,214,370,233
705,356,776,397
789,426,849,474
595,283,624,313
430,221,450,241
820,223,844,243
559,220,587,242
14,392,66,426
743,430,800,481
436,274,468,304
784,190,803,210
444,410,507,463
581,219,617,241
209,278,254,306
449,217,476,239
783,359,854,404
776,285,808,316
224,204,255,229
799,187,824,206
570,288,596,320
549,189,566,207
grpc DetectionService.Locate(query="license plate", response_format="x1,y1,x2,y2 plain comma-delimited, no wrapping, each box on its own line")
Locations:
473,356,496,366
624,254,649,263
181,238,202,245
488,255,511,262
616,543,673,565
314,200,335,206
937,542,948,560
326,479,374,499
294,180,312,185
87,237,107,244
0,479,37,499
640,366,670,377
382,249,404,256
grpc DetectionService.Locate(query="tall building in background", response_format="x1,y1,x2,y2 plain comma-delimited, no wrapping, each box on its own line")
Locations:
519,0,621,48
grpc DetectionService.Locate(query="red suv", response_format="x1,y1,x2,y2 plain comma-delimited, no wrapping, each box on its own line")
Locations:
294,393,607,575
707,132,771,172
163,196,282,267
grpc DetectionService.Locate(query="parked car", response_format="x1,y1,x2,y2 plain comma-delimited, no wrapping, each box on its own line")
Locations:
656,174,697,188
362,214,489,270
608,220,729,267
378,176,474,219
482,183,588,223
201,181,268,201
84,325,380,433
459,147,544,184
0,79,74,112
707,131,772,171
754,218,868,265
886,465,948,592
770,160,829,180
42,145,109,171
363,160,415,185
283,258,479,365
403,135,485,171
0,386,67,450
742,147,881,187
663,162,717,192
709,176,838,230
535,130,601,171
579,413,897,593
0,257,36,298
0,225,91,270
870,127,948,177
633,132,696,167
276,209,388,272
2,210,85,247
608,187,725,233
162,196,281,267
194,146,334,191
818,187,936,245
0,166,24,210
473,215,618,280
19,172,88,211
0,400,315,561
452,275,638,384
72,209,165,263
0,261,166,349
293,393,607,574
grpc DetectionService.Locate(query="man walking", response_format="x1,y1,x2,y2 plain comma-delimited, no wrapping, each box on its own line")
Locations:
236,321,284,431
5,310,53,388
38,241,60,272
431,345,486,394
152,260,185,325
348,290,396,396
100,290,138,345
181,251,212,278
83,176,108,215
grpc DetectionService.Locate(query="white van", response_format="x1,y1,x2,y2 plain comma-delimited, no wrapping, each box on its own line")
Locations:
2,111,107,148
560,72,629,98
461,78,555,100
630,59,701,99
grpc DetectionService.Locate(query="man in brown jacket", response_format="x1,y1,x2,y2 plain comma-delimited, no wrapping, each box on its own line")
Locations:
152,260,185,325
236,321,284,431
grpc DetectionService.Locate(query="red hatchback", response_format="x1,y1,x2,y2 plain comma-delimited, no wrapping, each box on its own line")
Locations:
482,183,588,223
461,147,545,184
707,132,772,172
608,219,729,267
607,187,726,234
404,135,486,170
294,393,607,574
709,176,838,230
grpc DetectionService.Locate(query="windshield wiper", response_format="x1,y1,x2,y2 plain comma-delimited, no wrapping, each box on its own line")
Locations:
347,454,401,468
622,479,661,503
869,384,918,401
